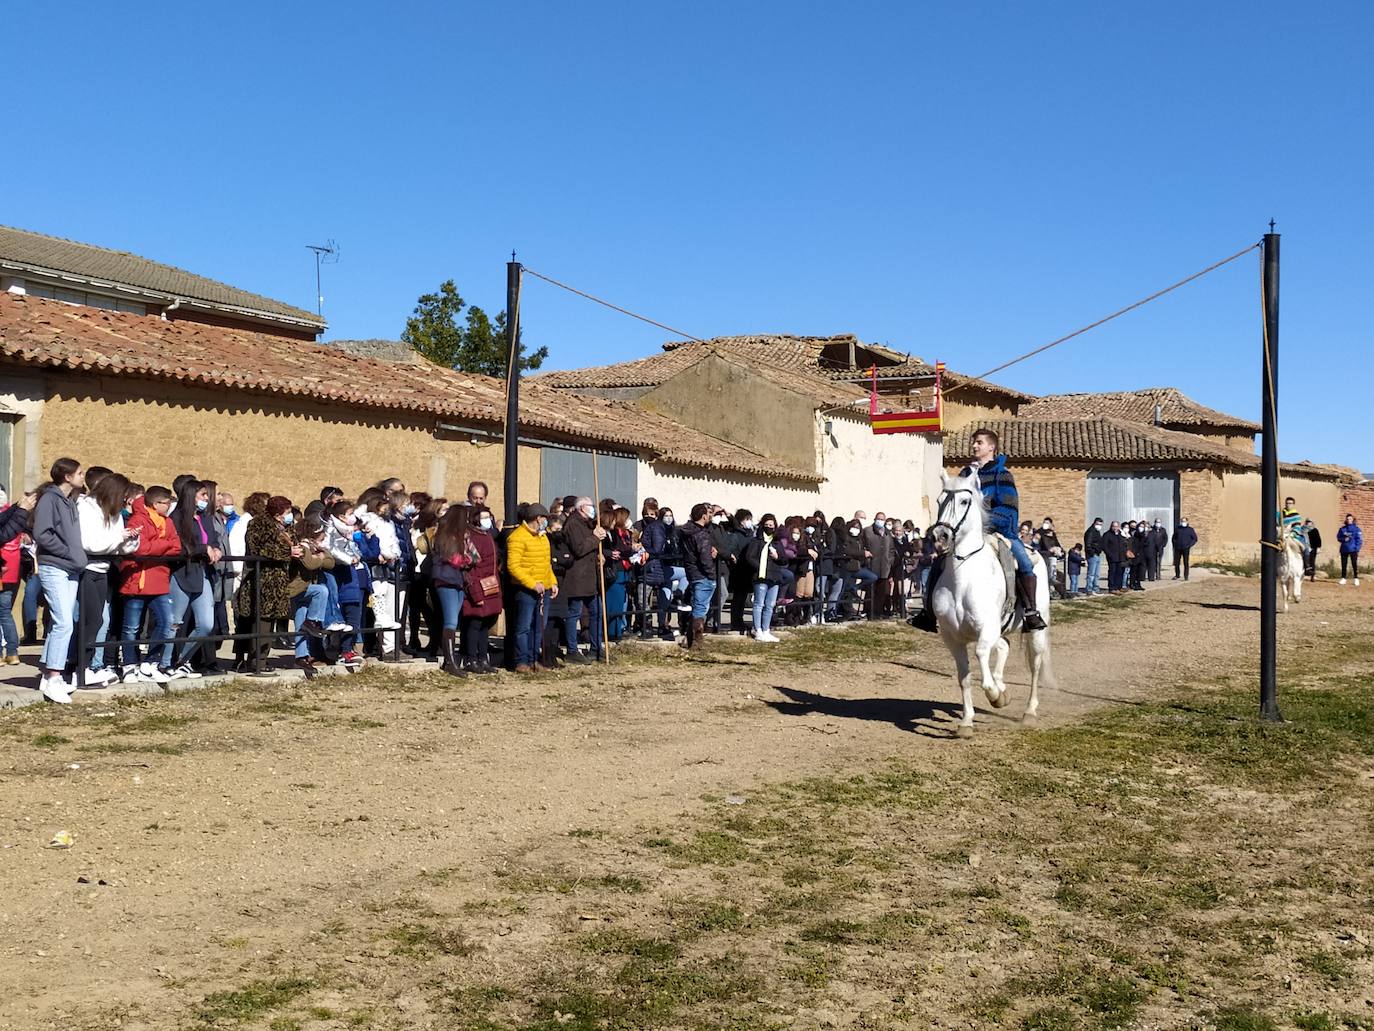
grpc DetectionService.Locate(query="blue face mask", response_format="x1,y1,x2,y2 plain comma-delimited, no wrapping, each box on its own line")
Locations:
121,507,133,519
196,499,208,512
283,513,296,526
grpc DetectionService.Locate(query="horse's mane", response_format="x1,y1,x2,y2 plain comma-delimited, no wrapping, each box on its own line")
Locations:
956,469,990,533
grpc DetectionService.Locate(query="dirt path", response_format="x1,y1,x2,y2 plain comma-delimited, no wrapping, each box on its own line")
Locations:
0,574,1365,1029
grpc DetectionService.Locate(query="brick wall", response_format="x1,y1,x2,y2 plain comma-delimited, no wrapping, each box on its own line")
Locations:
1340,484,1374,532
34,371,542,513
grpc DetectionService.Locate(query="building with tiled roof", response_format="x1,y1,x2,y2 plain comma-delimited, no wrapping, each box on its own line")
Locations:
940,414,1345,568
0,292,842,520
1019,386,1260,449
0,224,325,340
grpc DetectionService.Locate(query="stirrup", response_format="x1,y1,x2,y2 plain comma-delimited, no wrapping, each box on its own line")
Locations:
1020,609,1047,632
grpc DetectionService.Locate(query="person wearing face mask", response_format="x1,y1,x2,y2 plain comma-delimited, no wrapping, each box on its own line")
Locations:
0,485,32,665
725,510,755,634
1172,517,1198,581
1301,519,1321,582
638,499,675,642
506,503,558,672
164,479,224,679
1129,521,1149,591
234,495,295,671
705,506,733,634
861,512,893,619
1083,517,1106,595
743,513,785,642
458,504,503,673
1036,517,1063,597
561,495,608,662
1148,519,1168,582
324,499,367,666
601,506,633,643
1100,520,1128,593
678,503,718,648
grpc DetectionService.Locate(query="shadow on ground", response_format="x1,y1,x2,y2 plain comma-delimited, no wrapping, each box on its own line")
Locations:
766,685,964,736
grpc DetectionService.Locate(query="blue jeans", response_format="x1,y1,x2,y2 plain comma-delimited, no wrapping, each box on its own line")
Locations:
167,576,215,667
513,588,543,667
752,582,780,634
824,574,845,616
605,568,628,640
1086,552,1102,593
293,584,329,658
436,586,465,631
37,565,79,672
1008,536,1034,575
1069,573,1080,594
121,594,172,666
566,594,603,657
0,586,18,657
668,565,687,596
689,578,716,619
323,574,343,626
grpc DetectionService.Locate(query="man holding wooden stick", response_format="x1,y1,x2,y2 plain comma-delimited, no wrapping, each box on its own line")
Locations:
561,495,607,664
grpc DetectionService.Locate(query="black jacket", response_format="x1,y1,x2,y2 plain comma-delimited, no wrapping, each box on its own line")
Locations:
1149,527,1168,556
679,521,715,583
1306,527,1322,550
742,530,787,586
0,503,30,548
1101,531,1129,564
837,529,865,573
1172,525,1198,552
1038,528,1063,557
1083,525,1105,557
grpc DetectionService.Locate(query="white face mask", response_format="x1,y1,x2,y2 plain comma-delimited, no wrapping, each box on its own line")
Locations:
741,521,753,531
712,515,725,525
1180,521,1188,527
479,517,494,531
849,528,861,537
1042,523,1052,530
805,526,815,535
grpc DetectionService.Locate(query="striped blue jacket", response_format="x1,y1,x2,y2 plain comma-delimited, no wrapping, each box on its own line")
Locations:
960,454,1019,539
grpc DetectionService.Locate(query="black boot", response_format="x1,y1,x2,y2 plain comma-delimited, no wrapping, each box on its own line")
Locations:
22,620,38,646
440,629,467,678
1017,574,1047,632
909,558,943,632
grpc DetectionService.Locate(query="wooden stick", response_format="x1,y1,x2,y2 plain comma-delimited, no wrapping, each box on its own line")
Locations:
591,451,611,663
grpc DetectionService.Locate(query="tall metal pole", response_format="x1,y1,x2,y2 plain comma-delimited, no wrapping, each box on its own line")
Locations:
1259,228,1281,722
502,256,523,527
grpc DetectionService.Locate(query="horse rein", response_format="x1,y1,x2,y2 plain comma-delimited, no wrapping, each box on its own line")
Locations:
933,487,986,562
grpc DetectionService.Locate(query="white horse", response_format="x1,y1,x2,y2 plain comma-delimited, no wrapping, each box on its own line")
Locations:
928,470,1055,738
1278,534,1304,612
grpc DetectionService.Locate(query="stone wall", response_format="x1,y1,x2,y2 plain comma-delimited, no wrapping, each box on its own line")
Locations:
28,368,542,513
1339,483,1374,533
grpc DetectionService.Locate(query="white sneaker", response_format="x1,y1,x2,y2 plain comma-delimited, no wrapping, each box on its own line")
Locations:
325,622,351,633
40,675,72,705
1356,579,1361,587
141,662,170,684
758,631,781,643
122,664,149,684
80,667,117,688
167,663,202,681
1339,578,1347,585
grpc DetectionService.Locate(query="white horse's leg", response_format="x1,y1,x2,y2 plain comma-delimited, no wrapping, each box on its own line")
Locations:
974,632,999,707
948,638,975,738
989,637,1011,708
1023,629,1045,724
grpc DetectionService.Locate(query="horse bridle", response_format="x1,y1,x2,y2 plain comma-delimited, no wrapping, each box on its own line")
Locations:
933,487,985,562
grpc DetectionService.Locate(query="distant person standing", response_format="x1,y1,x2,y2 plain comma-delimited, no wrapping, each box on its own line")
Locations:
1148,520,1168,581
1083,517,1105,595
1336,514,1361,586
1172,518,1198,581
1302,519,1321,581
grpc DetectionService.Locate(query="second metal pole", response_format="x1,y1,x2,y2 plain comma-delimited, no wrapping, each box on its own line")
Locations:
1259,229,1281,722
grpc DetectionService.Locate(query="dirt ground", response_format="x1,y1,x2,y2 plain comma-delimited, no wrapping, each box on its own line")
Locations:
0,574,1370,1031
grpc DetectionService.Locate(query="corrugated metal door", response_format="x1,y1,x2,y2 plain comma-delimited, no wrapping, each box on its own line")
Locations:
1085,471,1177,564
540,446,637,511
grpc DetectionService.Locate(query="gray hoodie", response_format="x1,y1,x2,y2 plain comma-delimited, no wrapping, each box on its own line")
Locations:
34,486,85,573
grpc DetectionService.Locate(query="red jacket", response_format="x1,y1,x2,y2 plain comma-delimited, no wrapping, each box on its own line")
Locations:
0,506,21,586
119,497,182,596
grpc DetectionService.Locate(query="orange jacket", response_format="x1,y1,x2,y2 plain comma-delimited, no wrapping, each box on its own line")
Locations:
119,497,182,596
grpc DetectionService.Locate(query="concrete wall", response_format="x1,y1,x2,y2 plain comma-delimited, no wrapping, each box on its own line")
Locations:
942,394,1018,434
819,414,932,525
1216,469,1343,560
639,354,820,475
25,368,542,513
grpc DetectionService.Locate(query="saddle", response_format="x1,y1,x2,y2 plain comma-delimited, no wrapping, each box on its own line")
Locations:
987,534,1019,634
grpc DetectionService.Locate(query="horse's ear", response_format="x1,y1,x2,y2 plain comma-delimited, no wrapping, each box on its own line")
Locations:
939,471,951,488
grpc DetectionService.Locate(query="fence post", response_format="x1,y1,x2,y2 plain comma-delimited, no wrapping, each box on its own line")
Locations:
248,557,277,679
391,565,403,663
75,587,89,690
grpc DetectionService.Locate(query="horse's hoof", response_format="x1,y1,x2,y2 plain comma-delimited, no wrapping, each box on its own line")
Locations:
955,725,975,740
1021,712,1039,726
989,689,1011,709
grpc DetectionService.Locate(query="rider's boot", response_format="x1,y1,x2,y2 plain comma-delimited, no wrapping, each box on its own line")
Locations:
909,557,943,633
1017,574,1047,632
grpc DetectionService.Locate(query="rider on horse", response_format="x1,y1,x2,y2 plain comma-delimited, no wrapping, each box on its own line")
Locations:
912,427,1048,633
1280,495,1310,557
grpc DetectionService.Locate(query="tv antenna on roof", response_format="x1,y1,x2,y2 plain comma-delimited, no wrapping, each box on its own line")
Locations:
306,240,340,317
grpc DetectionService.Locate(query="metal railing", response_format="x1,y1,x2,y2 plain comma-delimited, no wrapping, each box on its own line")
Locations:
73,553,406,689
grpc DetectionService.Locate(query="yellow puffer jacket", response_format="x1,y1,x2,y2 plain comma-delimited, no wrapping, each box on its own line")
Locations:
506,523,555,590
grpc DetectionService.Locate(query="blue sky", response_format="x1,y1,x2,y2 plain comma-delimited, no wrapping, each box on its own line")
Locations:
7,3,1370,468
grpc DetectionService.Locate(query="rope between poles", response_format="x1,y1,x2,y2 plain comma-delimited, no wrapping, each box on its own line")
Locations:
944,242,1263,397
521,267,708,344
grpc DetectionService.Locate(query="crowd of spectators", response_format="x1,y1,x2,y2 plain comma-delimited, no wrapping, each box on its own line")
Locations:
1,460,1361,705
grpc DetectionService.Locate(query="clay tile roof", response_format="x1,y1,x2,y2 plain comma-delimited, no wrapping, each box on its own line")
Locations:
0,292,817,483
943,417,1340,480
1019,387,1260,433
0,224,324,330
535,333,1031,403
